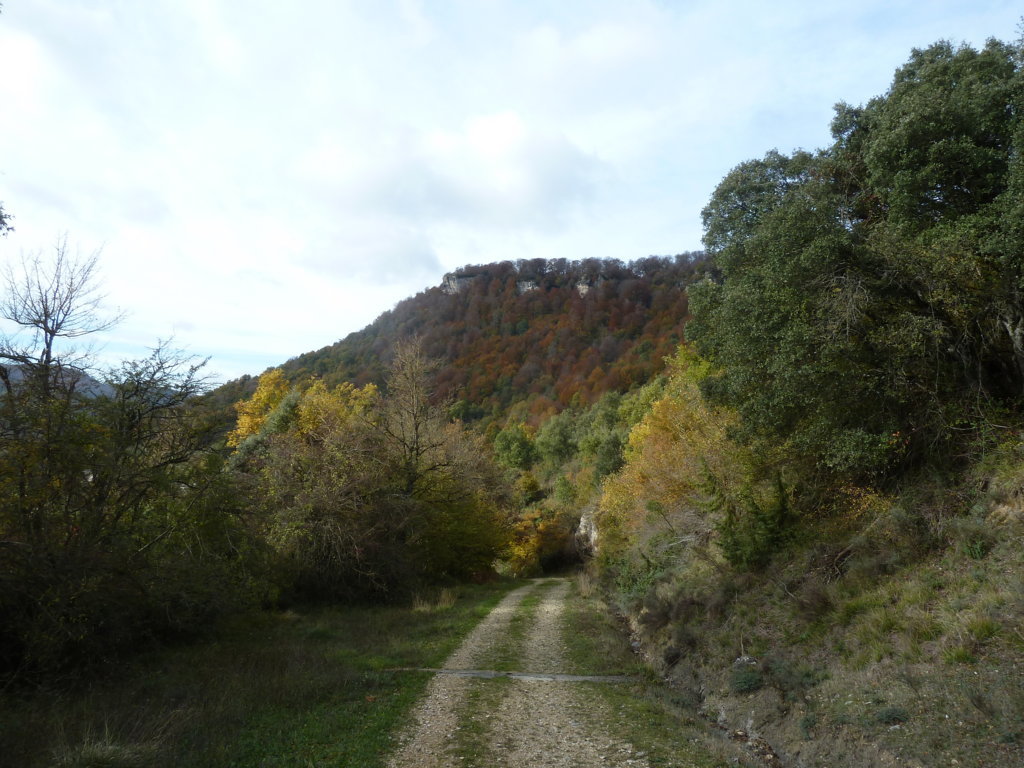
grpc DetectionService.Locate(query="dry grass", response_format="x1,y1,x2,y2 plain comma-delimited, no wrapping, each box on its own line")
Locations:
599,485,1024,767
575,568,597,599
412,587,458,613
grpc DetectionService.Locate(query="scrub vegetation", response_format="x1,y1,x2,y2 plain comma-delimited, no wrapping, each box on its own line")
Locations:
586,35,1024,768
0,581,516,767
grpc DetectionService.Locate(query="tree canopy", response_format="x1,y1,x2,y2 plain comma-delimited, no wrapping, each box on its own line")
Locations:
689,37,1024,480
230,339,511,598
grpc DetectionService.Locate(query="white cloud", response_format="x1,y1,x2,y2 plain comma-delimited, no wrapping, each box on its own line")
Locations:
465,111,526,159
1,0,1020,380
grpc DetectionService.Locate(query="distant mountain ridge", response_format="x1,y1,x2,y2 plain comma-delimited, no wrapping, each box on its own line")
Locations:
0,363,115,399
278,255,706,425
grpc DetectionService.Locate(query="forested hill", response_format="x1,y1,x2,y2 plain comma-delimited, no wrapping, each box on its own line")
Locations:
277,255,706,424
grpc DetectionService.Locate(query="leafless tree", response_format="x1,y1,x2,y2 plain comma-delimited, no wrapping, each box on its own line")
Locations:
0,240,240,680
0,237,123,398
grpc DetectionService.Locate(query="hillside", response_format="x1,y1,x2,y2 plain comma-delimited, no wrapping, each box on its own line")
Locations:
587,37,1024,768
278,255,705,425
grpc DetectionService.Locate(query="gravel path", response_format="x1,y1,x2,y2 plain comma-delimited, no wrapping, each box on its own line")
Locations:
387,578,653,768
386,581,535,768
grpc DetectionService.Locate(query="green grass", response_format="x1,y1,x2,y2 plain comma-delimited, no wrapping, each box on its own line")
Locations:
562,580,643,678
967,615,1002,643
0,580,518,768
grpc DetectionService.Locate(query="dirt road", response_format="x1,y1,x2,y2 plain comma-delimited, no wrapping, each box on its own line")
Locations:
386,578,657,768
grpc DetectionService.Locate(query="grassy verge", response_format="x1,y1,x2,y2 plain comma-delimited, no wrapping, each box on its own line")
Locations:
0,581,518,768
599,498,1024,768
563,573,755,768
563,573,646,678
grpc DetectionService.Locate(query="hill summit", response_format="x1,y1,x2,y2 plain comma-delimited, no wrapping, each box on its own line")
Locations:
278,255,706,425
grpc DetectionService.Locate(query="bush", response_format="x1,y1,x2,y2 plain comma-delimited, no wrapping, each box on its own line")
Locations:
712,475,793,571
873,705,909,725
763,655,825,700
729,665,763,693
946,516,997,560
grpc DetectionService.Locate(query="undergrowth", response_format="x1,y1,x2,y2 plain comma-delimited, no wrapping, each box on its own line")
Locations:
604,469,1024,768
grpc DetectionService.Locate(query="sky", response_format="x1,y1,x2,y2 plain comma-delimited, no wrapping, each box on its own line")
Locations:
0,0,1021,382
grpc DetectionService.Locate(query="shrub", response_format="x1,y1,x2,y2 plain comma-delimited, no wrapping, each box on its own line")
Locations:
711,474,793,571
763,655,825,699
946,516,997,560
729,665,763,693
799,713,817,739
943,645,977,664
873,705,909,725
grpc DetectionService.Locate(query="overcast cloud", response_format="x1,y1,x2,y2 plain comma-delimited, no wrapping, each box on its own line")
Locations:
1,0,1020,381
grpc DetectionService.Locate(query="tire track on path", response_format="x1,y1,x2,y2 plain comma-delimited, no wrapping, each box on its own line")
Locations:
386,580,539,768
483,579,652,768
387,578,659,768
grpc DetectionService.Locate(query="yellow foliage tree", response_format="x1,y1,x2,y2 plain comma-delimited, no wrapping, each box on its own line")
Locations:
227,369,290,447
237,340,512,597
296,379,378,442
597,346,748,574
504,507,573,577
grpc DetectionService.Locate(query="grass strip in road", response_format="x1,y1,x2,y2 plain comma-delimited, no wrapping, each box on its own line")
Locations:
0,580,519,768
474,578,558,671
445,578,560,766
449,675,513,767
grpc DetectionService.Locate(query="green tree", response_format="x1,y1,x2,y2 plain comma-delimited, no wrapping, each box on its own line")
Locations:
493,421,536,470
578,392,628,480
690,37,1024,480
535,409,577,468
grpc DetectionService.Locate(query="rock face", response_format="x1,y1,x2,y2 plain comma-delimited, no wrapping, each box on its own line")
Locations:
441,273,478,295
575,277,605,297
574,507,599,557
516,279,539,294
